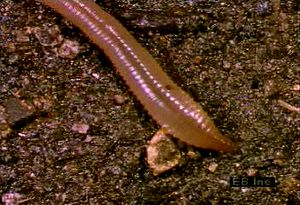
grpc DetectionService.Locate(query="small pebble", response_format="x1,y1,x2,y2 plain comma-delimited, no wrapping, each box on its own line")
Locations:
247,168,257,176
186,149,199,159
208,162,218,173
113,95,126,105
223,60,231,69
147,129,181,175
2,192,23,205
291,84,300,91
71,122,89,134
84,135,94,142
58,39,80,59
92,73,100,80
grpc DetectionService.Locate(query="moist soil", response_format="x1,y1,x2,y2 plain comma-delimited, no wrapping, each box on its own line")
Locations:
0,0,299,204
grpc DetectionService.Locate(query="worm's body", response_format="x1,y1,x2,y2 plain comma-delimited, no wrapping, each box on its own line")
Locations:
40,0,235,152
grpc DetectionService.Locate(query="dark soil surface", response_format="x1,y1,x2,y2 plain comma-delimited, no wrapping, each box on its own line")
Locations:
0,0,299,204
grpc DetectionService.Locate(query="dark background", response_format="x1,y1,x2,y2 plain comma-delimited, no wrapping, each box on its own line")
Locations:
0,0,299,204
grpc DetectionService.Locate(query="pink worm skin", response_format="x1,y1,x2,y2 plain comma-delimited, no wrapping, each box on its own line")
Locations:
40,0,236,152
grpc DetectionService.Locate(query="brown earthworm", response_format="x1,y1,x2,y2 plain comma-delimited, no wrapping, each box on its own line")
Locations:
40,0,236,152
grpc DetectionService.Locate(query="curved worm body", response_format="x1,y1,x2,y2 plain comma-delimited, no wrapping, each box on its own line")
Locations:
40,0,235,152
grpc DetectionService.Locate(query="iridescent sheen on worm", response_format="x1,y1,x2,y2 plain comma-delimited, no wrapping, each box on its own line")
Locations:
40,0,236,152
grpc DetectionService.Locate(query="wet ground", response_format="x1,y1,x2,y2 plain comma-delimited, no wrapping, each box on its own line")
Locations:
0,0,299,204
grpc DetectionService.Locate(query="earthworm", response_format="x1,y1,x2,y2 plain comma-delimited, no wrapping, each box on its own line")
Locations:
40,0,236,152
